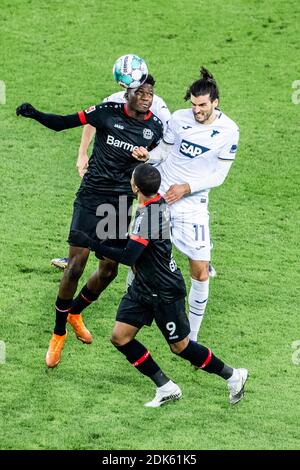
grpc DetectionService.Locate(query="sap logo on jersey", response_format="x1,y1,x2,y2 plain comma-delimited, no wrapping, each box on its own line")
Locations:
179,139,210,158
106,135,138,152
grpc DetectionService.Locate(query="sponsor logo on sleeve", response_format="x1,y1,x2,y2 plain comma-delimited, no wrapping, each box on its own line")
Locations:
85,105,96,114
230,144,238,153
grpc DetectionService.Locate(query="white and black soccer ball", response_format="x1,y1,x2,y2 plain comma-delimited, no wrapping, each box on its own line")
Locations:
113,54,148,89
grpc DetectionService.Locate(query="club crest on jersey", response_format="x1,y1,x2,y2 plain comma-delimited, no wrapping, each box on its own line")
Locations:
85,105,96,114
143,128,153,140
179,139,210,158
211,130,220,137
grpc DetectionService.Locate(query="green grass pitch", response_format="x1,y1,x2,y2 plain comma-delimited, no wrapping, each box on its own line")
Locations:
0,0,300,450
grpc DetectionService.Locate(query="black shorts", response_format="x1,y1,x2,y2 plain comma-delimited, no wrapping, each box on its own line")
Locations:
116,290,190,344
68,193,134,246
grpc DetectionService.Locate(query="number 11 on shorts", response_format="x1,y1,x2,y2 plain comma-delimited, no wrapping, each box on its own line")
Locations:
193,224,205,241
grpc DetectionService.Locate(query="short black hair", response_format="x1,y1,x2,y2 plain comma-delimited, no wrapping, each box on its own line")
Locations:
133,164,161,196
184,66,219,102
143,74,155,87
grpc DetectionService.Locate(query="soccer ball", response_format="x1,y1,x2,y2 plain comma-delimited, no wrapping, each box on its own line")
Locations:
113,54,148,89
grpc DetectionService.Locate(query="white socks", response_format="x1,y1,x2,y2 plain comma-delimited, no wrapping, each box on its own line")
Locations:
188,278,209,341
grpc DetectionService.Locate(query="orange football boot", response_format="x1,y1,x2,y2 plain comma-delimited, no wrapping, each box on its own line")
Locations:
45,332,67,368
67,314,93,344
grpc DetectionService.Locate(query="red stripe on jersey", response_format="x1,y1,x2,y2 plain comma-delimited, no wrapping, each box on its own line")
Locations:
78,110,87,125
198,349,212,369
132,351,150,366
130,234,149,247
143,110,152,121
143,194,161,206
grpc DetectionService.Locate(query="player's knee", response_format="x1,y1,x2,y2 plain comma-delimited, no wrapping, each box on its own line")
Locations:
65,258,86,282
169,337,189,355
197,273,209,282
190,259,210,281
110,333,129,347
191,266,209,282
99,261,119,281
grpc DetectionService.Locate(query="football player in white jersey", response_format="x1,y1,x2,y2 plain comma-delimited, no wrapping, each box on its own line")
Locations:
132,67,239,341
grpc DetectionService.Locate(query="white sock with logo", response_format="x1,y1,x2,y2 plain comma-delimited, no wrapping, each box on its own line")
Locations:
188,278,209,341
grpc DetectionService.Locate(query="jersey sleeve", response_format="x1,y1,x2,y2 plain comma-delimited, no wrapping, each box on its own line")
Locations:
77,104,106,129
218,128,240,161
163,113,177,144
153,98,171,130
102,91,126,104
68,229,146,266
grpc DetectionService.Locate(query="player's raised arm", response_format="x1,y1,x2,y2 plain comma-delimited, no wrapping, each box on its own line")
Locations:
16,102,84,132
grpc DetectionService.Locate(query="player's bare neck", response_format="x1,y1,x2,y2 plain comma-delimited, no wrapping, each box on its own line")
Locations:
126,104,146,121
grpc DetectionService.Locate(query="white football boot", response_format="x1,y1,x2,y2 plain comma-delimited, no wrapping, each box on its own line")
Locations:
144,383,182,408
228,368,248,405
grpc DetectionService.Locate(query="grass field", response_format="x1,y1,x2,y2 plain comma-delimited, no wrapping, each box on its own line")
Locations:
1,0,300,450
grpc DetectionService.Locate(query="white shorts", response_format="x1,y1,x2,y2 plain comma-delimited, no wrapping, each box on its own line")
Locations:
170,201,211,261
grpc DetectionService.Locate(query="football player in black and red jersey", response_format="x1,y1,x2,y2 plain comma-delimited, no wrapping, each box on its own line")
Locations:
16,76,163,366
71,164,248,407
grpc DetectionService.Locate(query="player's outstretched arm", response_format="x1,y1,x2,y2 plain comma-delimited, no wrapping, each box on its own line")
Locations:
16,103,37,118
69,230,146,266
16,103,83,132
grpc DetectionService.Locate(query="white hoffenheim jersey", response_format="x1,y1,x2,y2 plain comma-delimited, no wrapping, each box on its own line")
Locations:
158,108,239,215
103,91,171,130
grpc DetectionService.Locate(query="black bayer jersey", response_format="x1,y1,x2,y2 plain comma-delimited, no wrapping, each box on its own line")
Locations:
69,195,187,303
77,103,163,196
128,195,186,303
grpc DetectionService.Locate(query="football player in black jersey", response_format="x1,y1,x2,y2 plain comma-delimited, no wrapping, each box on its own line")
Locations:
70,164,248,407
16,76,163,367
